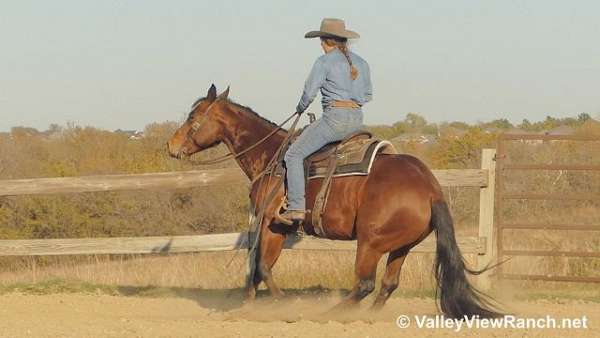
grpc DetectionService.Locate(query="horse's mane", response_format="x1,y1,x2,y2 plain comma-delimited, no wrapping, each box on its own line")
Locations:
190,97,282,130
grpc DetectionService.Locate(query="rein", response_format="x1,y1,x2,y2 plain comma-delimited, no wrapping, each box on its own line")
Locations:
183,100,299,166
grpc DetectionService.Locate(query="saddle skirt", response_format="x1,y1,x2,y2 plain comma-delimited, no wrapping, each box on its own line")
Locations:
304,130,397,180
295,130,397,237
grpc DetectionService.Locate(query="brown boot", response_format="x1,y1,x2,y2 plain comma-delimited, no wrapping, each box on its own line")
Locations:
276,209,305,226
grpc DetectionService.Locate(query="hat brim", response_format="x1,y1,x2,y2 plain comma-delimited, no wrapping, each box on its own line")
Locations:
304,29,360,39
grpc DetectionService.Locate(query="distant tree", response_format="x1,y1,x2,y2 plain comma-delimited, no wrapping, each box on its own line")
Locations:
45,123,63,136
577,113,591,123
422,123,438,135
10,126,40,138
560,117,578,127
577,118,600,136
448,121,470,130
519,119,533,130
143,121,179,140
367,125,397,139
485,118,513,129
430,127,496,169
404,113,427,130
391,121,409,135
541,115,560,130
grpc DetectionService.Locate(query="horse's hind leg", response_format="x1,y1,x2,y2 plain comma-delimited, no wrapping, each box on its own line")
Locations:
333,243,383,309
371,247,409,310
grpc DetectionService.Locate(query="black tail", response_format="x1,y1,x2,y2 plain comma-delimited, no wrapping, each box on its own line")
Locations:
431,200,503,319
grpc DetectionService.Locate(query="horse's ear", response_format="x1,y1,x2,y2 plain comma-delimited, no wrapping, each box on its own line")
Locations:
207,84,217,102
217,86,230,100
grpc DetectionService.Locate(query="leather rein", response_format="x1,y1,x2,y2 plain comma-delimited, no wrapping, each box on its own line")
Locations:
182,99,301,167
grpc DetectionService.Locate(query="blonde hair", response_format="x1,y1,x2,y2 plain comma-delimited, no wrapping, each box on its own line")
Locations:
321,36,358,80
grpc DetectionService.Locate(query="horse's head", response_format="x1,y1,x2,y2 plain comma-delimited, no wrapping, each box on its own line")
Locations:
167,84,231,158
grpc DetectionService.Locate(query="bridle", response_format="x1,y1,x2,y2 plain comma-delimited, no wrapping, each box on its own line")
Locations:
181,98,301,169
179,98,218,159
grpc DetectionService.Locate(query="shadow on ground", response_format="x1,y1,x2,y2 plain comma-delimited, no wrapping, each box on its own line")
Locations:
116,285,351,312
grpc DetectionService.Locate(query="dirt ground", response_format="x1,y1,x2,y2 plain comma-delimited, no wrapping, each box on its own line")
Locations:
0,291,597,338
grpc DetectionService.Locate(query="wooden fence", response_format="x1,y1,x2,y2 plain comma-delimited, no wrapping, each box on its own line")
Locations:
496,134,600,283
0,149,497,288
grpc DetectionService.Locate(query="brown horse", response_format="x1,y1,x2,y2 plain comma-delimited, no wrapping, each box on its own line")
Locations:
167,85,500,318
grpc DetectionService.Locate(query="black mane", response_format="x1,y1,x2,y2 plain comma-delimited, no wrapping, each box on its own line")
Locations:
228,100,281,129
189,96,281,130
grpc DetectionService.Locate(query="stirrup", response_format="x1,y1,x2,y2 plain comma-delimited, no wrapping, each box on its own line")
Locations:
274,212,293,226
274,196,304,226
275,210,305,226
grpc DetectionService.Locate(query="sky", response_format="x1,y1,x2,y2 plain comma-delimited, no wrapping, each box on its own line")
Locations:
1,0,599,132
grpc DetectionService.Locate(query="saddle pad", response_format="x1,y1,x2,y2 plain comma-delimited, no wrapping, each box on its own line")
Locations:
307,140,396,179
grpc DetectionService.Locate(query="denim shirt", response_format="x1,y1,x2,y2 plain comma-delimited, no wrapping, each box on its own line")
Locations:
296,48,372,114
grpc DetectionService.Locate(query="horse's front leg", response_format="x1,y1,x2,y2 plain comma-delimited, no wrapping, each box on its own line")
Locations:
246,217,287,299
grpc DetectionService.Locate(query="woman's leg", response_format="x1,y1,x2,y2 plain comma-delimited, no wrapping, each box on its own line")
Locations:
283,118,339,211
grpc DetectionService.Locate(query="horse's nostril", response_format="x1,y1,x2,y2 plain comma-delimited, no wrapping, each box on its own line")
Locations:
166,141,180,159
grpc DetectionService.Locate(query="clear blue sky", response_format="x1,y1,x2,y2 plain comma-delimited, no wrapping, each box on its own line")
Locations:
1,0,599,131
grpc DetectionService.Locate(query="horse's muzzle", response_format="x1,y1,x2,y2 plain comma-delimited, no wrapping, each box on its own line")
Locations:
166,141,184,159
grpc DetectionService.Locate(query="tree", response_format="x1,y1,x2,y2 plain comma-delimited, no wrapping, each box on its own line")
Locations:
542,116,559,130
577,113,591,124
484,118,513,130
391,121,408,135
422,123,438,135
10,126,40,138
519,119,533,130
449,121,470,130
404,113,427,130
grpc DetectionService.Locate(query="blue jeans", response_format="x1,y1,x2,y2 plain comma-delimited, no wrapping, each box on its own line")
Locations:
284,108,364,211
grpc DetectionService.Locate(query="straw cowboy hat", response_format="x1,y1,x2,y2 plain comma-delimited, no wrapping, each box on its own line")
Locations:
304,18,360,39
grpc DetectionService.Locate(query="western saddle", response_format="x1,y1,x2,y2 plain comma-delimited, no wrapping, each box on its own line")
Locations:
281,129,397,236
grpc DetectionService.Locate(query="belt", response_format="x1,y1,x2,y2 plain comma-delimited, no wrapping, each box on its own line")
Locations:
331,100,360,109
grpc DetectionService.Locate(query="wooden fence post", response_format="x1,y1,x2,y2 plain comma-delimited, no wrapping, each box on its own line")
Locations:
476,148,496,290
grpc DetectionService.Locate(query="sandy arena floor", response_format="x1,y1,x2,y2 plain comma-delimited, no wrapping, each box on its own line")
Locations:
0,292,596,338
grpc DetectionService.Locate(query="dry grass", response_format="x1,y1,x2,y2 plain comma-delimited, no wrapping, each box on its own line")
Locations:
0,250,454,292
1,251,599,305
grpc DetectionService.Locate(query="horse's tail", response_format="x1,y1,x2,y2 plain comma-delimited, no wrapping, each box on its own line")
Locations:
430,200,503,319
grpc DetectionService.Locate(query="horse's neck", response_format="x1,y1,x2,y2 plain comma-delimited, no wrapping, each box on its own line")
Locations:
221,106,286,180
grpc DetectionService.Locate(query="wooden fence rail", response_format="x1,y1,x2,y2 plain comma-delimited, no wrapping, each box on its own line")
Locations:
0,149,497,288
0,232,485,256
0,169,487,196
0,168,247,196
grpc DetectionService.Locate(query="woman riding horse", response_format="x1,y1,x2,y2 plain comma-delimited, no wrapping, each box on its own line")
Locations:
166,19,502,316
280,18,372,224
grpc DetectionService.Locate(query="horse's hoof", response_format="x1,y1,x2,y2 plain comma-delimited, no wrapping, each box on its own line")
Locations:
369,302,385,311
271,290,285,300
244,289,257,302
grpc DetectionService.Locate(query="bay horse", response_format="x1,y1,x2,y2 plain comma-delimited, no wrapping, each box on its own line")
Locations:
167,85,501,318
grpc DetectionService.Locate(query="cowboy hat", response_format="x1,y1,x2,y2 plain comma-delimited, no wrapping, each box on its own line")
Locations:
304,18,360,39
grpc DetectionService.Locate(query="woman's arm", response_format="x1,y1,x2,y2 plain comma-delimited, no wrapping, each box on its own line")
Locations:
296,57,327,113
